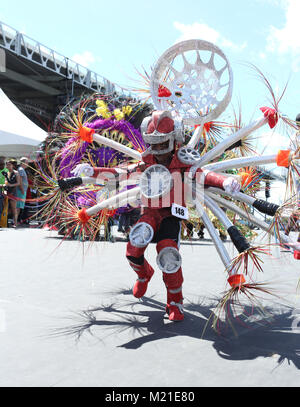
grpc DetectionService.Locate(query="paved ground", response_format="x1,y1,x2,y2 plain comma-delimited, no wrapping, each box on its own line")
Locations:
1,225,300,387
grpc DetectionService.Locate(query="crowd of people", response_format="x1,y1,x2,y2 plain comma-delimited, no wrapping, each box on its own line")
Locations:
0,152,298,245
0,156,31,228
0,155,212,241
0,156,145,241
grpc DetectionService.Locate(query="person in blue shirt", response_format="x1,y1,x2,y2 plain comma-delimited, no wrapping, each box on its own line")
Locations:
16,157,29,222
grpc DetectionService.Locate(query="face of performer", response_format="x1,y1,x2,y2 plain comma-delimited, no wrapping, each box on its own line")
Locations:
151,140,174,164
151,140,170,153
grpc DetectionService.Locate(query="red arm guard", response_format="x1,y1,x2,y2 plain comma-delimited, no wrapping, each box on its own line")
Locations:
93,167,122,179
195,168,227,189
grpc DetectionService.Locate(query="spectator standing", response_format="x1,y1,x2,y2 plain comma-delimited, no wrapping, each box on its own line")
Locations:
5,159,22,228
0,157,8,226
16,157,29,222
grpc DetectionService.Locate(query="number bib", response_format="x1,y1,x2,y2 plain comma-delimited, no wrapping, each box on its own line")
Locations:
171,203,189,220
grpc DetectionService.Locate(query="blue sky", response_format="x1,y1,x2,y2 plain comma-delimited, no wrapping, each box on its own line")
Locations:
0,0,299,157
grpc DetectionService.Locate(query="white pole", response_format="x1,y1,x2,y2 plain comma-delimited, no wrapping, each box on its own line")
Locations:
93,134,142,161
187,123,204,149
86,186,141,216
203,154,277,172
190,116,267,171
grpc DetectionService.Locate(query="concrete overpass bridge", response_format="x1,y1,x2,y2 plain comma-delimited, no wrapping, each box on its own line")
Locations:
0,21,126,130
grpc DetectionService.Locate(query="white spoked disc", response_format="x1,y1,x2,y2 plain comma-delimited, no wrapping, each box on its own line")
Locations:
139,164,173,199
177,146,201,165
156,247,182,274
150,39,233,125
129,222,154,248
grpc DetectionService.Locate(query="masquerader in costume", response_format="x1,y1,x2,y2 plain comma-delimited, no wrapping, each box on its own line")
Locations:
46,39,300,325
59,110,241,321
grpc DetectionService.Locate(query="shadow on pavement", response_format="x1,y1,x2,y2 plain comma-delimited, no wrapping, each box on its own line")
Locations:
48,289,300,369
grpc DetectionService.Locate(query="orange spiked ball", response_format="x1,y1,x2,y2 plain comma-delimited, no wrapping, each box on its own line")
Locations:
79,126,95,143
77,208,91,224
228,274,246,288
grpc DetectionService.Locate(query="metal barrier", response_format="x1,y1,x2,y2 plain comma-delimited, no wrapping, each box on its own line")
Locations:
0,20,128,95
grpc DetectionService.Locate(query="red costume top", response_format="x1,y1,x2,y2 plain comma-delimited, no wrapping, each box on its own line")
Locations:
140,148,227,216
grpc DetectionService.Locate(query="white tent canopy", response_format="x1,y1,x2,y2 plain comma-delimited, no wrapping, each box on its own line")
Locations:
0,88,47,158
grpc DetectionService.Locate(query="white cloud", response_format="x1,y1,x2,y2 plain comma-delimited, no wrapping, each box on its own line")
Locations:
71,51,97,68
173,21,247,52
266,0,300,71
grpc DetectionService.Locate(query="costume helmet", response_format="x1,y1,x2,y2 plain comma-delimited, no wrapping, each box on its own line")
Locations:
141,110,184,155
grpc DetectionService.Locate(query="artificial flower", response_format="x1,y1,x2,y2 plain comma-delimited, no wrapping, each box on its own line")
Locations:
96,100,108,109
96,107,112,119
122,105,133,116
113,108,125,121
96,100,112,118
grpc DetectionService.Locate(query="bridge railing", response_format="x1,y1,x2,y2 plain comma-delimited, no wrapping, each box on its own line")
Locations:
0,20,128,95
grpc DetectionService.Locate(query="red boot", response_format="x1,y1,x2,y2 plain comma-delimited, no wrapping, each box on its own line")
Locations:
165,287,184,321
129,260,154,298
166,302,184,321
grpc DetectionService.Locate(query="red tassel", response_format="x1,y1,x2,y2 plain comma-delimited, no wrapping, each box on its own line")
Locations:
260,107,278,129
158,85,172,98
204,122,212,132
194,122,212,131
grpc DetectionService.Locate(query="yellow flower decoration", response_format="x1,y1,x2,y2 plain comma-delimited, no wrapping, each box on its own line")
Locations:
102,111,112,119
113,108,125,121
122,105,132,116
96,100,108,109
96,100,112,118
96,107,112,119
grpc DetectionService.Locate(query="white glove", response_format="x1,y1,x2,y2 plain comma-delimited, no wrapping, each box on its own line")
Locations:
70,163,94,177
223,177,241,195
96,188,109,203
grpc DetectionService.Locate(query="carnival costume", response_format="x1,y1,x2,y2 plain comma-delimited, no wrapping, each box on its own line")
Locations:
36,39,300,325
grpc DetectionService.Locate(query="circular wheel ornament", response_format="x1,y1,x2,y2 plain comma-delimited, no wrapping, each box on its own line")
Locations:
177,146,201,165
150,39,233,125
139,164,173,199
129,222,154,248
156,247,182,274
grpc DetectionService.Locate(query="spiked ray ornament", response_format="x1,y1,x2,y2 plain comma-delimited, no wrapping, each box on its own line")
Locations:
211,280,279,334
